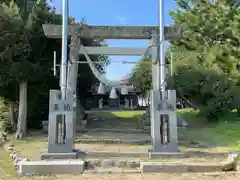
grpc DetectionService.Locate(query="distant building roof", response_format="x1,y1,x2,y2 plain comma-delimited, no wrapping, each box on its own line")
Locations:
89,73,141,93
119,74,132,85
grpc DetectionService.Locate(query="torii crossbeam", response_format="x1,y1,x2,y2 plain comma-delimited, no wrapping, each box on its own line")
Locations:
42,24,181,40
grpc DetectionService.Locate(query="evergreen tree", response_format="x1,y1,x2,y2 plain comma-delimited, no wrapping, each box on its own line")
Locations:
0,0,108,137
169,0,240,119
131,0,240,120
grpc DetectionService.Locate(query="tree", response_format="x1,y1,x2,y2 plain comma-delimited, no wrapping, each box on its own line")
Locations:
131,0,240,120
131,58,152,103
0,0,109,137
175,0,240,10
175,0,199,10
131,53,172,103
0,1,31,138
169,0,240,119
0,0,64,138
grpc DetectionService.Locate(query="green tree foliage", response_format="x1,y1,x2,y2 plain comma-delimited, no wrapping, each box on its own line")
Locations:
131,48,172,96
0,0,109,135
175,0,199,10
131,58,152,98
169,0,240,120
175,0,240,10
0,0,61,137
131,0,240,120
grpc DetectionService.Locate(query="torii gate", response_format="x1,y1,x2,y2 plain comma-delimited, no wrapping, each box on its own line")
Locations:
40,24,182,159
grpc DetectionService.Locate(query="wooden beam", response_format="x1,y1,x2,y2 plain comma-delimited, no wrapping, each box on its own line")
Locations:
79,47,146,56
42,24,181,40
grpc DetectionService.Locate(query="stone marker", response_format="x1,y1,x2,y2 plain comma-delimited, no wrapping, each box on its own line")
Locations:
40,89,77,160
221,153,239,171
17,160,84,176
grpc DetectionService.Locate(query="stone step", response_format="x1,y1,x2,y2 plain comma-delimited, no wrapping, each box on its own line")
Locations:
74,138,151,145
17,159,234,175
83,154,227,169
17,160,84,176
84,158,141,169
87,128,148,133
84,167,140,174
80,151,227,159
79,151,148,158
140,162,222,173
42,125,149,134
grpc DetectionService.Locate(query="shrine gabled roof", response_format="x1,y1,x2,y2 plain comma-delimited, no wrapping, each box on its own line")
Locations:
89,82,141,93
119,74,132,85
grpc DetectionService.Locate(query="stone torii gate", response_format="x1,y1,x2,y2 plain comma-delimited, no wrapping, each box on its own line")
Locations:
41,24,181,159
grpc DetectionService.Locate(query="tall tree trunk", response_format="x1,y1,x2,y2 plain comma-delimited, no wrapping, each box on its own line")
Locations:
9,101,16,129
15,80,27,139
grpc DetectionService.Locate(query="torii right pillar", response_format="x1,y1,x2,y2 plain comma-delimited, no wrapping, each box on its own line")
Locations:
149,33,179,154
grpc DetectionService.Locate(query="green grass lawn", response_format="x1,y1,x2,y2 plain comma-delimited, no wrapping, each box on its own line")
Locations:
91,110,145,118
87,110,145,129
0,148,18,179
178,108,240,149
84,108,240,149
109,111,145,118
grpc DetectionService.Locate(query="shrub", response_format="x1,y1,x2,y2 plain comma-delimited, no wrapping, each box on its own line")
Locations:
171,62,239,121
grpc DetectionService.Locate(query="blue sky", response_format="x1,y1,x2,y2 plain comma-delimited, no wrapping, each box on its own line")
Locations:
50,0,177,80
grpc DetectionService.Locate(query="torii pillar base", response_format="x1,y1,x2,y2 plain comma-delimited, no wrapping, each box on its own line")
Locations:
149,89,180,155
40,90,78,160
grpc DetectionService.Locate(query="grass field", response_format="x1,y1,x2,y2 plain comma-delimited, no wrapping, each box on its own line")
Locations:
178,109,240,149
99,108,240,149
87,110,145,128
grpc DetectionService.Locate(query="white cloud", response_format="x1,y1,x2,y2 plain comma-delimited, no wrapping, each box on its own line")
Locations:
116,16,128,25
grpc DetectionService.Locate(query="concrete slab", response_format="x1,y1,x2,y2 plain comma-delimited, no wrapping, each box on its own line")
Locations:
17,160,84,176
75,139,150,145
84,169,140,174
148,151,186,158
140,162,222,173
78,151,148,158
40,152,77,160
76,131,151,141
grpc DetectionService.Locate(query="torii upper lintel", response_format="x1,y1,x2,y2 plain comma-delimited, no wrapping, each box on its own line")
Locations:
42,24,181,40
